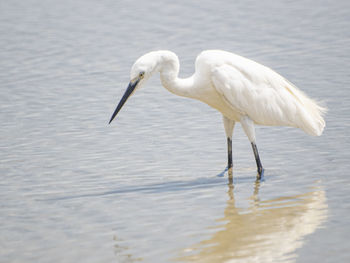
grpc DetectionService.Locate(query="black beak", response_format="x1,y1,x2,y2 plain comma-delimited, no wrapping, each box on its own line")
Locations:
109,79,140,124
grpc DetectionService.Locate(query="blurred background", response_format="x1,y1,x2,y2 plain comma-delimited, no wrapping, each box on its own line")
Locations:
1,0,349,262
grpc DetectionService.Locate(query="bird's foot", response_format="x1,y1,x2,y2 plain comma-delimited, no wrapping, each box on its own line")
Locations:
256,167,265,181
216,166,233,177
217,166,234,185
217,166,228,177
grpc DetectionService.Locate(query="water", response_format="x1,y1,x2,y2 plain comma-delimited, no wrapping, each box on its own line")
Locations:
1,0,349,262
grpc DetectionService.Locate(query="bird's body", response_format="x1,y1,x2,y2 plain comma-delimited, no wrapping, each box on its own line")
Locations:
158,50,325,135
109,50,326,180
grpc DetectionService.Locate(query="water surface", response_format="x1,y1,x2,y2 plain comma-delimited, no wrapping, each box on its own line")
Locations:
1,0,349,262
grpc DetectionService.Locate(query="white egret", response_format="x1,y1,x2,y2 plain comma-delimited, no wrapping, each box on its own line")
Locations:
109,50,326,180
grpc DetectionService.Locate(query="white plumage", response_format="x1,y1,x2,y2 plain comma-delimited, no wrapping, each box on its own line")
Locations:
203,51,326,136
109,50,326,180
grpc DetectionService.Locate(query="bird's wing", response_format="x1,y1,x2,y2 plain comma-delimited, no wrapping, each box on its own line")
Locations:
211,63,301,127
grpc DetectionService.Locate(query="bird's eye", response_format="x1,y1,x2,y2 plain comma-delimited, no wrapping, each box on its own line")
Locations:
139,72,145,78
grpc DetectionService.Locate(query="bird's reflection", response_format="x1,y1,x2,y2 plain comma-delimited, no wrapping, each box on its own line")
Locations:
113,235,142,263
176,180,328,263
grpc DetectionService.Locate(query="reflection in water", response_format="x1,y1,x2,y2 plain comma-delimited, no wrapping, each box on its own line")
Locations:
176,182,328,263
113,235,142,263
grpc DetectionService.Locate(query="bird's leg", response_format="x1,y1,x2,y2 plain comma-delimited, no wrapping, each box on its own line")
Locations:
227,137,233,177
240,116,264,180
222,116,235,181
251,142,264,180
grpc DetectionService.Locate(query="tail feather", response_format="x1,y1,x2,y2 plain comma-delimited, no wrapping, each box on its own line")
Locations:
283,79,327,136
301,99,327,136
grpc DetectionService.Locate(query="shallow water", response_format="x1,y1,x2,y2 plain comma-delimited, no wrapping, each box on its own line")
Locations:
1,0,350,262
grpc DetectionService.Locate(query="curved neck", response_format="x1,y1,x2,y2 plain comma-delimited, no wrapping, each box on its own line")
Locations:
161,74,195,99
155,51,195,99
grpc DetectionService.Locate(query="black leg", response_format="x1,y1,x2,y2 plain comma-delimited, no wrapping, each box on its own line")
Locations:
227,137,233,179
251,142,264,180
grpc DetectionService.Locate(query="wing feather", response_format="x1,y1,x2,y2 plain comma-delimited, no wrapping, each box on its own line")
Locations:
211,61,326,135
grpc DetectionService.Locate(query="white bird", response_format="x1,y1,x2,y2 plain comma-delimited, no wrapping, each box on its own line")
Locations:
109,50,326,180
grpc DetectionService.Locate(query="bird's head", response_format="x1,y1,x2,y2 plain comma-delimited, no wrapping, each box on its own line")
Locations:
109,52,160,124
